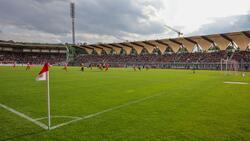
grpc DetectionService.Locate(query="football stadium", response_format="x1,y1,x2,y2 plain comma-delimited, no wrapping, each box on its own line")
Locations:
0,1,250,141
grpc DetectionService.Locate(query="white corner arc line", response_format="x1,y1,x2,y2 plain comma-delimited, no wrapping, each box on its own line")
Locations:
50,91,165,130
0,103,48,130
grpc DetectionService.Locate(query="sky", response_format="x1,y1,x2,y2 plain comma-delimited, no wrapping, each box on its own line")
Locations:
0,0,249,44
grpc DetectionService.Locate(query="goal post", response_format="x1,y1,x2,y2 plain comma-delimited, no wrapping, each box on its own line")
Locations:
220,59,240,74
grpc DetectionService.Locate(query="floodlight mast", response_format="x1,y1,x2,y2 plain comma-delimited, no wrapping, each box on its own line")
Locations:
164,25,183,37
70,2,75,45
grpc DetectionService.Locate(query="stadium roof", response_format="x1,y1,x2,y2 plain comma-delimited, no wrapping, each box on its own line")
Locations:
0,41,67,50
79,30,250,55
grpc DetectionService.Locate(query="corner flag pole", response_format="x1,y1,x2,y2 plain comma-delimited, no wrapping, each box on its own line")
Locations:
36,63,51,130
47,70,51,130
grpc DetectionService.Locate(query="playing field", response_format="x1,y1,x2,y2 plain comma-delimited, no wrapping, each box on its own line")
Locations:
0,66,250,141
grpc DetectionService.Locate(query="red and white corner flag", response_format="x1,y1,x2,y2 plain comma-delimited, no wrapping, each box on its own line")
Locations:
36,63,51,130
36,63,49,81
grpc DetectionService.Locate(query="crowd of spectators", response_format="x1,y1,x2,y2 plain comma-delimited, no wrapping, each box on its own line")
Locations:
0,51,66,65
231,51,250,62
1,50,249,66
73,51,247,64
73,54,177,64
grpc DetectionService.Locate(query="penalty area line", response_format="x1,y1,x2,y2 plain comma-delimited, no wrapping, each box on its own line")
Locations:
0,103,48,130
50,91,165,130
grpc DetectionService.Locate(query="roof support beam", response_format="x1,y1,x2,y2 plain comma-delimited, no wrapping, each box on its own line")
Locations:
85,45,103,55
108,44,122,55
156,40,169,46
81,45,94,50
242,31,250,38
111,43,132,55
201,36,217,48
97,44,113,54
109,44,123,49
100,44,113,50
201,36,214,44
138,41,155,54
142,41,156,47
169,39,182,46
80,45,94,54
220,34,233,42
89,45,103,50
131,42,144,48
120,43,133,48
124,42,143,54
184,38,197,44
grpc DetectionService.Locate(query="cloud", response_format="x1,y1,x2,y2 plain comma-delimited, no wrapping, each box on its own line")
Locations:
0,25,64,43
0,0,249,43
0,0,71,34
0,0,165,37
190,13,250,36
75,0,165,36
0,0,167,43
33,0,69,4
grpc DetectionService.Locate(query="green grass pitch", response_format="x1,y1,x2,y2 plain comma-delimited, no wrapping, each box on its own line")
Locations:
0,66,250,141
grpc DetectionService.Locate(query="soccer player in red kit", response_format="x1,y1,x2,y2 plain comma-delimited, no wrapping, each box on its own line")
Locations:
105,63,110,71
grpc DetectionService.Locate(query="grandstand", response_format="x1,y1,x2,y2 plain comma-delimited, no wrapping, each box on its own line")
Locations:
73,31,250,71
1,30,249,71
0,40,68,66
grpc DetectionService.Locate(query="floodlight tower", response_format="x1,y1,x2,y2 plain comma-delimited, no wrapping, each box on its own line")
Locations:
70,2,75,45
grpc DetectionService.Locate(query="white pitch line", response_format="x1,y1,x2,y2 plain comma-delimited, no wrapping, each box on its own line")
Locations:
83,92,164,119
50,91,165,130
224,81,249,85
35,115,82,121
0,103,48,130
50,118,82,130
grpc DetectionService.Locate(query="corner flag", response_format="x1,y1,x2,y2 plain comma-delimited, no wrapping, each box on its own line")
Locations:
36,63,49,81
36,63,51,130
